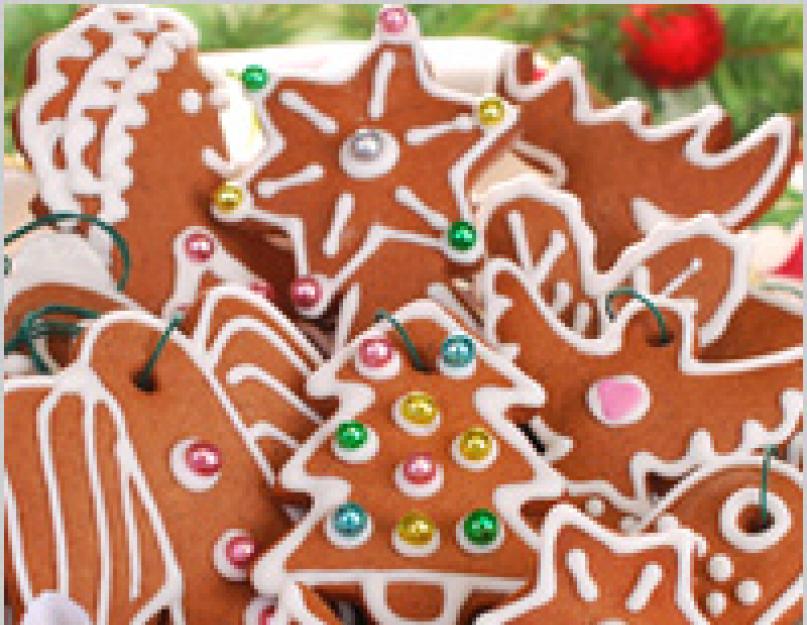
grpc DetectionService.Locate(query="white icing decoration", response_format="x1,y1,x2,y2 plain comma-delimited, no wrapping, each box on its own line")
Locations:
393,462,444,499
586,374,651,428
425,283,483,337
786,430,803,468
735,579,761,605
20,593,92,625
719,487,792,553
252,300,562,625
625,562,662,612
334,283,362,355
655,515,679,533
331,425,380,464
584,498,604,518
213,529,253,581
244,596,278,625
565,549,598,602
451,431,499,471
620,516,639,534
707,553,733,582
169,438,221,492
392,394,441,437
180,88,202,115
324,509,373,550
324,192,356,257
549,280,572,314
394,186,450,230
455,516,504,555
257,163,325,199
705,591,727,616
369,50,396,120
512,139,567,186
339,129,400,180
501,52,794,233
280,89,338,135
391,527,440,558
572,302,592,334
405,115,474,146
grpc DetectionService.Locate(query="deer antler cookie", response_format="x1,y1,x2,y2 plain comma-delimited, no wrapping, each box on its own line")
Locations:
498,49,796,270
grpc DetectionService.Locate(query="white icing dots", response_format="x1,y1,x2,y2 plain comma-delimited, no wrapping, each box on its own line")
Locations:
735,579,761,605
655,514,679,533
584,498,604,518
180,88,202,115
565,548,598,602
707,553,733,582
719,487,792,553
587,374,650,427
705,591,727,616
620,515,639,533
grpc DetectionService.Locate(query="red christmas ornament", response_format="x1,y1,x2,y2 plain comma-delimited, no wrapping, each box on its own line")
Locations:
620,5,725,89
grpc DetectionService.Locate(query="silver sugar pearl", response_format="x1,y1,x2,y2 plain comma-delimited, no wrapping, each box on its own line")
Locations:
350,129,383,161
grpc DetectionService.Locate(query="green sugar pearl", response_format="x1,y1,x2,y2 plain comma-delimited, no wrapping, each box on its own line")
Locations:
335,420,369,450
447,221,477,252
463,508,499,546
241,64,268,92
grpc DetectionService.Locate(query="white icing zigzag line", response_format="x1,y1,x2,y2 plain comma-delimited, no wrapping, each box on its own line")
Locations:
475,504,707,625
252,300,563,625
479,174,753,346
502,51,793,230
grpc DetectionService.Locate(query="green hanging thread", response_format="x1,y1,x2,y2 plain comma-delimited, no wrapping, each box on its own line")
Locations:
135,312,184,391
374,309,429,373
5,304,101,374
760,445,778,528
4,213,131,291
604,287,670,345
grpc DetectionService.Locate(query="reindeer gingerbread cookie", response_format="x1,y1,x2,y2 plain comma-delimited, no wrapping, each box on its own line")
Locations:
14,5,295,318
5,306,301,625
250,300,563,625
210,5,519,341
498,48,797,270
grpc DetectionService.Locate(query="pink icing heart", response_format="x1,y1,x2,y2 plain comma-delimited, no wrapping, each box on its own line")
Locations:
596,378,644,423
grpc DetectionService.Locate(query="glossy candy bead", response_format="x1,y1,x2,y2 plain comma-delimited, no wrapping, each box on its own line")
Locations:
184,232,215,263
396,511,436,546
458,427,494,462
225,534,257,569
378,6,409,34
477,95,506,126
241,64,269,92
358,336,395,369
184,441,221,477
213,182,243,213
332,502,368,538
463,508,499,546
335,421,369,450
400,392,438,426
441,334,475,368
402,452,437,485
290,276,322,309
447,221,477,252
350,129,384,161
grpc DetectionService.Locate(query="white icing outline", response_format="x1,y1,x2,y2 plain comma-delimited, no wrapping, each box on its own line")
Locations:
180,88,202,115
392,393,441,437
478,173,753,346
451,430,499,471
719,487,791,553
584,498,604,518
213,529,255,582
324,507,373,549
169,438,221,492
500,51,794,232
455,514,504,555
393,461,444,499
391,526,440,558
331,425,380,464
586,374,651,428
252,299,563,625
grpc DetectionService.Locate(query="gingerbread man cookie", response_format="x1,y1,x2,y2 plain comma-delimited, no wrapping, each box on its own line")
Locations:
637,456,803,623
211,5,518,340
250,300,563,625
482,253,803,517
480,174,752,345
5,307,293,625
14,5,295,317
498,49,797,270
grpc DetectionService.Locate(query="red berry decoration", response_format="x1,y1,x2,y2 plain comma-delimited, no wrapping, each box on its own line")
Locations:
620,5,725,89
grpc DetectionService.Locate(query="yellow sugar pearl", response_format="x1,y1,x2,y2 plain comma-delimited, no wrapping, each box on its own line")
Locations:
459,427,494,461
400,392,439,426
397,511,436,546
213,182,244,213
477,95,506,127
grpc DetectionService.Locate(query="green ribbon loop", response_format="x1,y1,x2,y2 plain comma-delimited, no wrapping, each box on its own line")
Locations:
604,287,670,345
135,312,184,391
374,309,430,373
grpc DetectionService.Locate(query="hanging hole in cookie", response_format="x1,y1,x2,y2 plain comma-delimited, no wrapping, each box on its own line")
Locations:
132,371,158,393
646,472,679,501
517,422,545,454
647,331,673,347
740,504,774,534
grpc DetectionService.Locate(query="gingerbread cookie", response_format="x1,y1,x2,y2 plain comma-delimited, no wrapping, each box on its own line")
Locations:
251,299,563,624
637,456,803,623
498,49,797,270
5,307,292,625
480,174,752,344
482,254,803,517
475,503,707,624
14,5,295,317
210,5,519,340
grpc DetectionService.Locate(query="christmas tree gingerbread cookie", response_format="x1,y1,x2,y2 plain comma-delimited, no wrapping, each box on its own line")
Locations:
481,253,803,518
5,307,293,625
498,48,797,270
210,5,519,340
637,456,803,623
251,300,563,625
479,174,752,345
14,4,295,318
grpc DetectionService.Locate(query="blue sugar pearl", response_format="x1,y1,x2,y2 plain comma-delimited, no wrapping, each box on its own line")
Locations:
332,502,368,538
441,334,475,368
